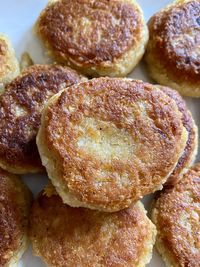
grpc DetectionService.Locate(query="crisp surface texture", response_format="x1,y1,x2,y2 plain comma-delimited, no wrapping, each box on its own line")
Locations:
37,78,187,212
0,169,31,267
1,0,199,266
161,86,198,186
152,163,200,267
0,34,19,88
29,189,156,267
35,0,148,77
0,64,86,174
145,0,200,97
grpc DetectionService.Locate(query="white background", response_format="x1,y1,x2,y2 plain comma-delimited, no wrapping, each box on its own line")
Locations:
0,0,199,266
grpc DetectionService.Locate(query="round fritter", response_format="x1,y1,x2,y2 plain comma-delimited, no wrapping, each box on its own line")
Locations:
152,164,200,267
35,0,148,77
161,86,198,186
145,0,200,97
29,187,156,267
37,78,187,212
0,34,19,89
0,169,32,267
0,64,86,174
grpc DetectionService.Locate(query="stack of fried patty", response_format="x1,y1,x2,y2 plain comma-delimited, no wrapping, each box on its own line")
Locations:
0,1,200,267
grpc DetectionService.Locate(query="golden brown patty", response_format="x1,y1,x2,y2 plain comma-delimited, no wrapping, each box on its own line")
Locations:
152,164,200,267
29,187,156,267
0,34,19,88
37,78,187,212
0,169,32,267
145,0,200,97
161,86,198,186
35,0,148,77
0,64,86,174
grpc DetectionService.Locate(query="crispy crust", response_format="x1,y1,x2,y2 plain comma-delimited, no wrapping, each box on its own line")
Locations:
0,64,86,174
152,163,200,267
145,0,200,97
160,86,198,186
35,0,148,77
29,188,156,267
0,169,32,267
37,78,187,212
0,34,19,89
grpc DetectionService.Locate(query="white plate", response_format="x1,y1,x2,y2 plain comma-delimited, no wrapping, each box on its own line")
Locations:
0,1,199,266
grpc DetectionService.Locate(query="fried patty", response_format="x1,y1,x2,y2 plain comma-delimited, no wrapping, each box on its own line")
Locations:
0,34,19,89
145,0,200,97
152,163,200,267
161,86,198,186
35,0,148,77
29,186,156,267
0,169,32,267
37,78,187,212
0,64,86,174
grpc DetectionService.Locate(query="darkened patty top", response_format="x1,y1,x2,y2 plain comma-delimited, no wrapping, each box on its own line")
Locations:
36,0,143,65
0,169,31,266
148,0,200,84
0,64,85,173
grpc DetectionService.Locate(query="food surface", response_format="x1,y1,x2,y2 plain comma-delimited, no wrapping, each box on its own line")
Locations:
37,77,187,212
0,169,32,267
35,0,148,77
0,34,19,90
0,1,200,266
29,187,156,267
152,163,200,267
0,64,86,174
161,86,198,186
145,0,200,97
